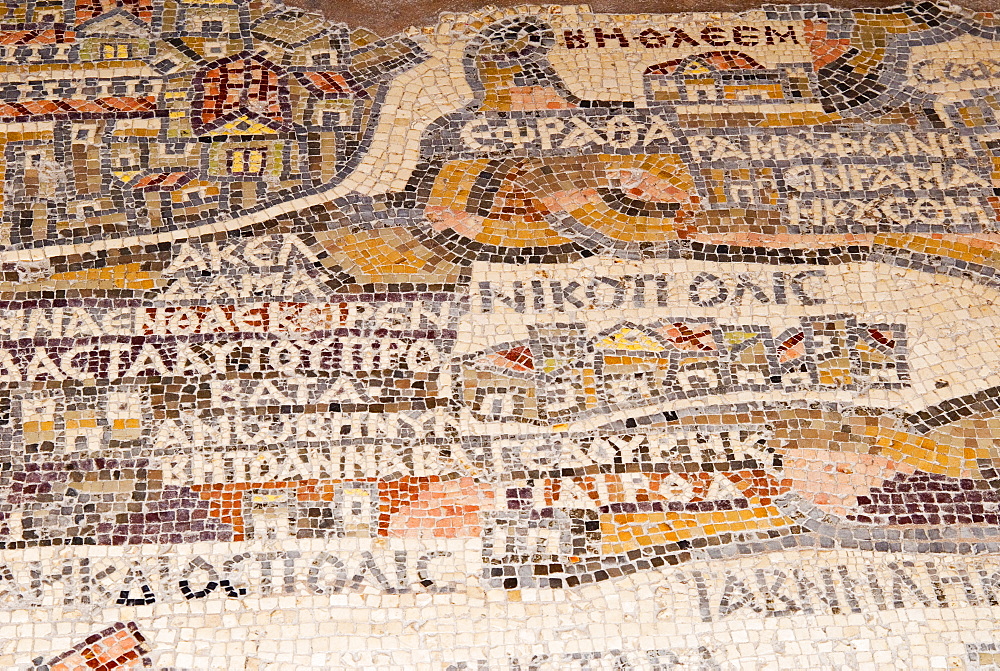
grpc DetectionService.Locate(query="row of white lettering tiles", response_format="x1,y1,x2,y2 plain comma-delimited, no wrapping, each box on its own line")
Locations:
1,545,999,669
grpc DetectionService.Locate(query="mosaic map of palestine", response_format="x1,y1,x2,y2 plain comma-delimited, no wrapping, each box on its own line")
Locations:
8,0,1000,667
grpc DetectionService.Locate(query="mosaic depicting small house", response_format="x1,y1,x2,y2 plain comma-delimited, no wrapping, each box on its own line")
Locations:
0,0,423,245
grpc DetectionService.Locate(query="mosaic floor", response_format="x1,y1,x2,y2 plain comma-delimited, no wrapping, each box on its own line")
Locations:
3,0,1000,667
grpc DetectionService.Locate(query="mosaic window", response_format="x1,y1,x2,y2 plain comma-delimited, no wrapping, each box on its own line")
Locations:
0,0,1000,667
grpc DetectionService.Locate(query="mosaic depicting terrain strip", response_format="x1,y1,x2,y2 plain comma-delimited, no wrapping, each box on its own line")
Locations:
5,0,1000,667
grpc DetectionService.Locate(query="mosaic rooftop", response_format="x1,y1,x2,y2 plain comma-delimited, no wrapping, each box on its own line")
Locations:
1,0,1000,667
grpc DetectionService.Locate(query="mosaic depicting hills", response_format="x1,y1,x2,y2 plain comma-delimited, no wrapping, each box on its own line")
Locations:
6,0,1000,597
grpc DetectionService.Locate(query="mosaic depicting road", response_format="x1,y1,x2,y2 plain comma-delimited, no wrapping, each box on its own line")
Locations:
4,0,1000,668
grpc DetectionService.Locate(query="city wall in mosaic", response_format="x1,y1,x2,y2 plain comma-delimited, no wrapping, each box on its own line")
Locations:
0,0,998,668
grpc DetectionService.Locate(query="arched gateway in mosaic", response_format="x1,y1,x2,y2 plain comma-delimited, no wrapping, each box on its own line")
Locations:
2,0,1000,667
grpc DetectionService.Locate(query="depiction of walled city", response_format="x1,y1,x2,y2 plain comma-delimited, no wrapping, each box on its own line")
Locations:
4,0,1000,667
